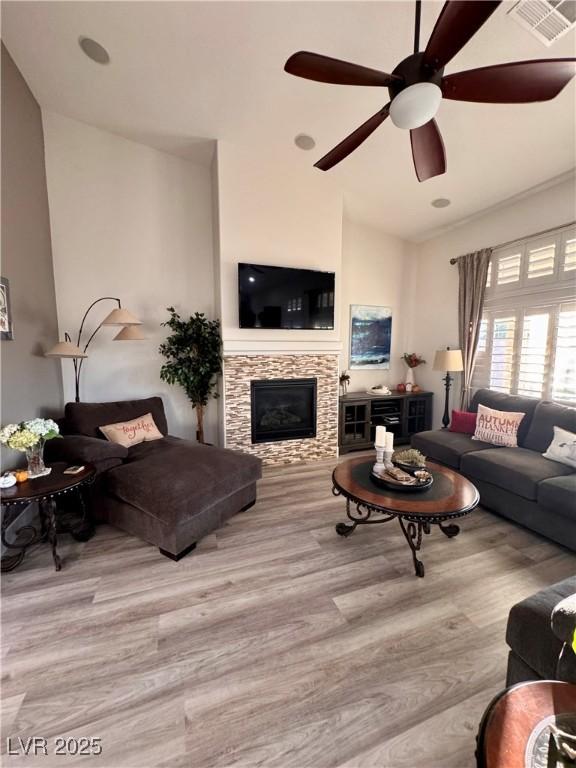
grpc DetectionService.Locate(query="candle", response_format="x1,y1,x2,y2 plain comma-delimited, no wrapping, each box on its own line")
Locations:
385,431,394,451
375,425,387,447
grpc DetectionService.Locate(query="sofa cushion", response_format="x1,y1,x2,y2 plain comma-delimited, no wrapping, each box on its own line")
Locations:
44,434,127,475
100,412,164,448
473,404,526,448
523,400,576,453
543,426,576,469
104,439,262,526
461,447,574,501
411,430,493,469
538,475,576,520
470,389,538,447
506,576,576,680
65,397,168,439
552,592,576,645
449,410,476,435
125,435,184,460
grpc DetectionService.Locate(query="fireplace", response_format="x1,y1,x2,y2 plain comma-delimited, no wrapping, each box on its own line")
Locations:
251,378,317,444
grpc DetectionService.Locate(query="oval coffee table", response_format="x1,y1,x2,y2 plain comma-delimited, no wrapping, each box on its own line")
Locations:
332,456,480,577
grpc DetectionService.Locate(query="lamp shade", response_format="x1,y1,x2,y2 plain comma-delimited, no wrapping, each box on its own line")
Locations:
101,307,142,326
45,341,88,358
113,325,146,341
433,349,464,372
389,83,442,130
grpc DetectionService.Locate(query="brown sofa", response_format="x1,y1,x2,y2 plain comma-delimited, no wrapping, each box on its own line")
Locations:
46,397,262,560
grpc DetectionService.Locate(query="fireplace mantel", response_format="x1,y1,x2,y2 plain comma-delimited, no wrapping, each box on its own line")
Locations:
222,339,342,355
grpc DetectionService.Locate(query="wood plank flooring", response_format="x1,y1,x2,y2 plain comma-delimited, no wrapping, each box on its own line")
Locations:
1,454,575,768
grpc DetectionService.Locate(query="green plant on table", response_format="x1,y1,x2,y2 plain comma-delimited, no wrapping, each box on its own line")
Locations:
392,448,427,467
0,419,60,452
159,308,222,444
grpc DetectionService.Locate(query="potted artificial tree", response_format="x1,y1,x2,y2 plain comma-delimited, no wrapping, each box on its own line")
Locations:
159,307,222,444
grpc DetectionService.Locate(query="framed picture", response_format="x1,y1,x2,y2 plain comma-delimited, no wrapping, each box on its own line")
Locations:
0,277,13,340
349,305,392,370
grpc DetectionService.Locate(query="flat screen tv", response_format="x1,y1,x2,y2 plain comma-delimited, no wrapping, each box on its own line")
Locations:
238,263,335,330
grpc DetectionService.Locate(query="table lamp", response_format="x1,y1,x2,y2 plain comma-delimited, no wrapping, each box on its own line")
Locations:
46,297,144,402
433,347,464,429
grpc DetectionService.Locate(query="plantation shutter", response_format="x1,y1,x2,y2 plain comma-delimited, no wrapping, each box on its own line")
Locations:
552,302,576,403
489,316,517,392
496,251,522,286
472,224,575,404
526,240,555,281
563,235,576,272
517,310,551,398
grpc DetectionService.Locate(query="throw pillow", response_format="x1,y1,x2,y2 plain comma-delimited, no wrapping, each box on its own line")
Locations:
543,426,576,469
99,412,163,448
449,410,477,435
473,404,525,448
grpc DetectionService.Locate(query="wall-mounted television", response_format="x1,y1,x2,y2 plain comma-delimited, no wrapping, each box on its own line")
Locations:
238,263,335,330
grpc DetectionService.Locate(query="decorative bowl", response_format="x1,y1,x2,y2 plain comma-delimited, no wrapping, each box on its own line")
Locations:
392,460,427,475
370,470,433,493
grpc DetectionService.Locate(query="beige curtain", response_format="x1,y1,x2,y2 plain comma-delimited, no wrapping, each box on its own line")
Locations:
457,248,492,410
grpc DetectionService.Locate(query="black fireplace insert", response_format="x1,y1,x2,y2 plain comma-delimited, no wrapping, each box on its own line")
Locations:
251,378,317,444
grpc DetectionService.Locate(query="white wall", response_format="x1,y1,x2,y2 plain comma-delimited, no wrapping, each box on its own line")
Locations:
215,141,343,352
410,177,576,427
42,112,218,442
340,218,414,393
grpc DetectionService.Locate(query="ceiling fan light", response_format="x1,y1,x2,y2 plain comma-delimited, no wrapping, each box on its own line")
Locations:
390,83,442,130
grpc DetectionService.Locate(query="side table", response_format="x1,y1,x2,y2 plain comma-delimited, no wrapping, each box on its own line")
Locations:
476,680,576,767
0,463,96,572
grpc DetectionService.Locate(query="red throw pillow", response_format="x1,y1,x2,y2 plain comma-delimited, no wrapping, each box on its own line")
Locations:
450,410,477,435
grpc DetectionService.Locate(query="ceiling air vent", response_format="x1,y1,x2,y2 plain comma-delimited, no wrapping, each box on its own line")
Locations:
508,0,576,46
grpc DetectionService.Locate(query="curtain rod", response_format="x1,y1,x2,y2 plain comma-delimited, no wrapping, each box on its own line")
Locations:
449,221,576,265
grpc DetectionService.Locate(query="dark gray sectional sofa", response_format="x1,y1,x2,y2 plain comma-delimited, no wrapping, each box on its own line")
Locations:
505,575,576,685
412,389,576,551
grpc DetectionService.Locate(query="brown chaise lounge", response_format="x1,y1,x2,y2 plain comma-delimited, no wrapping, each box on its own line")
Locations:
47,397,262,559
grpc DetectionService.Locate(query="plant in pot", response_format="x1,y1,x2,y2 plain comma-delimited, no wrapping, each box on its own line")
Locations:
401,352,426,390
159,308,222,444
339,371,351,395
0,418,61,478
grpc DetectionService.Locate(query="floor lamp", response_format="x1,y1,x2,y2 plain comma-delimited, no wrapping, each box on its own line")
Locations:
46,297,145,402
433,347,464,429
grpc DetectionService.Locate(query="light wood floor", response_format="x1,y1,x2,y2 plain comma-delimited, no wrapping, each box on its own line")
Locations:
2,454,575,768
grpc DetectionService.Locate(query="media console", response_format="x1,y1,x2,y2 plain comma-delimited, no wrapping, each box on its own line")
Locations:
338,390,433,454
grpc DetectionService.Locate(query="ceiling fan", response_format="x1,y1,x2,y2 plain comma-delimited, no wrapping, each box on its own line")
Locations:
284,0,576,182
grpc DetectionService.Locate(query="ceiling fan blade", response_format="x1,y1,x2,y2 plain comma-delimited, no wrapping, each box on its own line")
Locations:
442,59,576,103
423,1,501,71
410,120,446,182
284,51,401,87
315,105,390,171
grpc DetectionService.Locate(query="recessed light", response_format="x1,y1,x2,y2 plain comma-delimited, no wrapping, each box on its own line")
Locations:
248,276,255,283
431,198,451,208
294,134,316,151
79,37,110,65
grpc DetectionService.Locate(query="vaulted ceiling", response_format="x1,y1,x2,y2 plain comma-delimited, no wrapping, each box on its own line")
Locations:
3,1,575,240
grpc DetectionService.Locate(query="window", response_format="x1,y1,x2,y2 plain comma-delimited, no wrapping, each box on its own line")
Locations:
490,316,516,392
473,225,576,403
563,236,576,272
552,303,576,402
497,252,522,285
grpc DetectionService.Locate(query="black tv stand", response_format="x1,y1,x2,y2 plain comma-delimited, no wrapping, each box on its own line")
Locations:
338,390,433,454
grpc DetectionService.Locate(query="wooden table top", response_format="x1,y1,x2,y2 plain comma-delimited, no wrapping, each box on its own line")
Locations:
0,462,95,505
332,455,479,517
478,681,576,768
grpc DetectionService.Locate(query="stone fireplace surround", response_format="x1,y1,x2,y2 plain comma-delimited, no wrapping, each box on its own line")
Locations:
223,353,339,465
